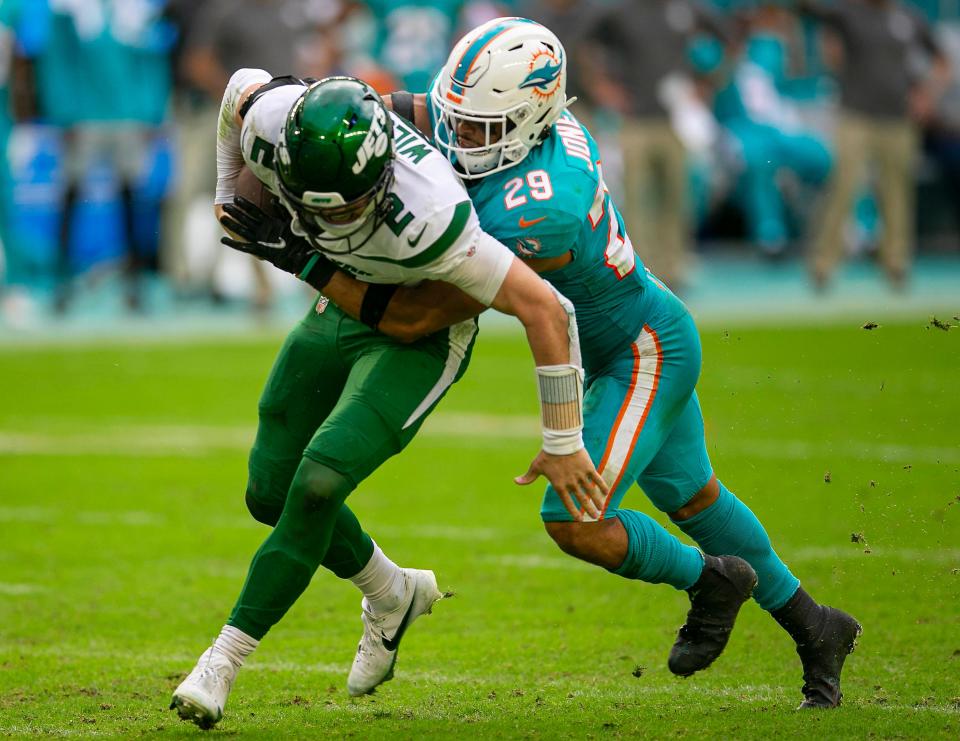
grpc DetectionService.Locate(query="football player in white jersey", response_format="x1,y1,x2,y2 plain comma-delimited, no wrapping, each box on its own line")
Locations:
170,71,607,729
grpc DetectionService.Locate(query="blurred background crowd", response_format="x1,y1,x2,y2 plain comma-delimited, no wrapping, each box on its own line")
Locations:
1,0,958,329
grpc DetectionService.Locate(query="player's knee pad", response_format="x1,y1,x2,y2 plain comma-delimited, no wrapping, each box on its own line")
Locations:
287,459,353,518
671,482,798,610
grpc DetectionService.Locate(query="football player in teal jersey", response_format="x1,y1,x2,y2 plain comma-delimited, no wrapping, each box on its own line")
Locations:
418,17,859,709
223,18,860,709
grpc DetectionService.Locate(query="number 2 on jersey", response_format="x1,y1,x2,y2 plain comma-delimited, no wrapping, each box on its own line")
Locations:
503,170,554,209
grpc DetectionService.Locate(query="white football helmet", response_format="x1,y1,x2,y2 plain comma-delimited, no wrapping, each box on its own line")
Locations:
432,17,570,179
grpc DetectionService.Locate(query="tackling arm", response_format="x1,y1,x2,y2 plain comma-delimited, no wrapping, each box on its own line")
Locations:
217,197,486,341
484,248,607,518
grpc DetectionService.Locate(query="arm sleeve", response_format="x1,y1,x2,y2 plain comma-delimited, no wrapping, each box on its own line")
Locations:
214,67,272,205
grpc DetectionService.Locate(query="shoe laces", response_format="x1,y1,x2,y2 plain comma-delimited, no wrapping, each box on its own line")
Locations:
196,651,235,691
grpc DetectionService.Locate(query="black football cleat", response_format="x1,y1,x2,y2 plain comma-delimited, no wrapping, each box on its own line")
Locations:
668,555,758,677
795,607,861,709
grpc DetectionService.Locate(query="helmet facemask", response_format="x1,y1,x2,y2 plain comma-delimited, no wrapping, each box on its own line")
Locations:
277,158,395,255
432,95,533,178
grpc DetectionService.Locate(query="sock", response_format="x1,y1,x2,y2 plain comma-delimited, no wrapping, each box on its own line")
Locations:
348,542,406,613
613,509,704,590
211,624,259,668
672,481,799,611
771,586,824,646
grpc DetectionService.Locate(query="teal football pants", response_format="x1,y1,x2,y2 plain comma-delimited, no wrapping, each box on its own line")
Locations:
540,288,712,520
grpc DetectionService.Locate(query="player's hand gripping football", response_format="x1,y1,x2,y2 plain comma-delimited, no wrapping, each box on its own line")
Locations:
219,196,319,276
515,448,608,521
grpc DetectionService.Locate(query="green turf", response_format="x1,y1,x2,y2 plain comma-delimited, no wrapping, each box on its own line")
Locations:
1,320,958,738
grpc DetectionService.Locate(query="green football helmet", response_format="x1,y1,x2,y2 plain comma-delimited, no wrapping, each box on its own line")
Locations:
275,77,395,253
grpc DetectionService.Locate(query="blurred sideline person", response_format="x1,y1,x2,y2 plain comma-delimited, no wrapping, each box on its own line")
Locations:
799,0,951,290
691,17,832,258
169,71,607,729
577,0,733,291
308,18,856,709
33,0,174,314
362,0,468,94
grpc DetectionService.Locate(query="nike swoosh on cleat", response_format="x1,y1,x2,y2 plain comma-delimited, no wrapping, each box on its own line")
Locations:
407,224,427,247
380,597,419,652
518,215,547,229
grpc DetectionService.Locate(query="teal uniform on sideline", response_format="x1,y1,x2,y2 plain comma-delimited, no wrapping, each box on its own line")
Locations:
367,0,466,93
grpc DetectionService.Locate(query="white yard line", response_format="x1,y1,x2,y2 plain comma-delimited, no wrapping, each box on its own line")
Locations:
2,414,957,465
0,583,45,595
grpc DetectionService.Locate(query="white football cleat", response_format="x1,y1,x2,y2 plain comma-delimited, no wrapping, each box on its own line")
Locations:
347,568,444,696
170,647,237,729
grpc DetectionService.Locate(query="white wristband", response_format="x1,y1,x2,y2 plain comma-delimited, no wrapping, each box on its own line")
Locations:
542,427,585,456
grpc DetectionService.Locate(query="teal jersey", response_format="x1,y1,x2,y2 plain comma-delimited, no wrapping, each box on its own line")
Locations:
34,0,171,126
428,87,662,371
366,0,465,93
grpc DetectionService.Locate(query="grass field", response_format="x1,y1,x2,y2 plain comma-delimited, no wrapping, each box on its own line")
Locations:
1,318,958,739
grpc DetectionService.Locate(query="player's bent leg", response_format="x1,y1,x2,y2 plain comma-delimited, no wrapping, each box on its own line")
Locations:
304,331,468,695
669,481,859,705
544,516,703,589
670,479,799,612
228,460,354,641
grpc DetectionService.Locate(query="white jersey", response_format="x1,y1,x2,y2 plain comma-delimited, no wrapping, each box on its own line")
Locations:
216,69,513,307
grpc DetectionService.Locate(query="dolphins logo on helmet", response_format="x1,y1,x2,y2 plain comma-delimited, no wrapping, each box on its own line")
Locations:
519,48,563,100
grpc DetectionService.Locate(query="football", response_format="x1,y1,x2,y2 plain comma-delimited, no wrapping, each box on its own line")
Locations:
235,165,283,217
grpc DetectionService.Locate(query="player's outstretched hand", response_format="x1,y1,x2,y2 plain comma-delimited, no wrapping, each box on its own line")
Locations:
515,448,608,521
219,197,315,275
